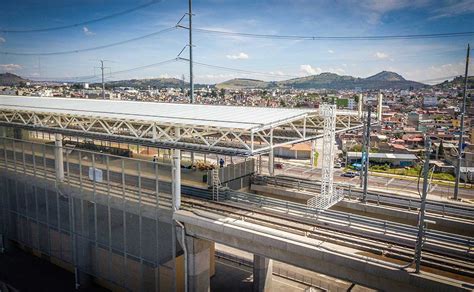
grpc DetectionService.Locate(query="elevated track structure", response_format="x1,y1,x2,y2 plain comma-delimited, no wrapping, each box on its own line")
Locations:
0,96,472,291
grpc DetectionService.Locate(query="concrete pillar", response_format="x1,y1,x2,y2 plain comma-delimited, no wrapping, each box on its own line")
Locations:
172,149,181,211
253,255,272,292
358,93,363,119
268,148,274,176
54,133,64,181
186,236,212,292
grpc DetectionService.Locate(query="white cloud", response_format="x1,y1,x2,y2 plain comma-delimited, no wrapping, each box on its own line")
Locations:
328,67,346,75
350,0,429,24
430,0,474,19
375,52,389,59
328,49,334,54
300,64,322,75
0,64,22,71
83,26,95,36
226,52,249,60
0,37,5,43
269,70,285,76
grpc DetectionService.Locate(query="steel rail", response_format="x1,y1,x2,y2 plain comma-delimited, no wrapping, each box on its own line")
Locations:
256,175,474,218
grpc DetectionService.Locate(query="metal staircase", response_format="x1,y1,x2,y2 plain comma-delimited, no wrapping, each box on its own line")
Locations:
212,168,221,201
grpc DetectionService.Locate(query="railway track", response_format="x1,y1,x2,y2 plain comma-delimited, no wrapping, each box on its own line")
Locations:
256,175,474,219
0,150,473,282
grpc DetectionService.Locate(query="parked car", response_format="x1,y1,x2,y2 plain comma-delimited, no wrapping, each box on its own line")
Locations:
341,171,359,178
334,162,342,168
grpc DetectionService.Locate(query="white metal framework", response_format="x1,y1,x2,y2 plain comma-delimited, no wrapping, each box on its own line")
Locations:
0,95,364,156
320,104,336,198
308,104,344,209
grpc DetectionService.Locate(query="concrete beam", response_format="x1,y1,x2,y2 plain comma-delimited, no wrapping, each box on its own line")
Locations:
174,209,469,292
185,235,212,292
253,254,272,292
335,200,474,236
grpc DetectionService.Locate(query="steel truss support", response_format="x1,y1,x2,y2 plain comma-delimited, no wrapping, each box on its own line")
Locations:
308,104,343,209
0,108,363,156
319,104,336,198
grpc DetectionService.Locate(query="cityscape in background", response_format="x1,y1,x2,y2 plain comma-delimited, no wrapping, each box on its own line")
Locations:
0,0,473,291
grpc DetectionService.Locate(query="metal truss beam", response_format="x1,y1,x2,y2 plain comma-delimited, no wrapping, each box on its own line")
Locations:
0,108,365,156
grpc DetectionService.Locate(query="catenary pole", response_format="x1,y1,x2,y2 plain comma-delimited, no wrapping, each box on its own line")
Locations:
454,43,470,200
101,60,105,99
362,106,371,203
415,135,431,273
189,0,194,104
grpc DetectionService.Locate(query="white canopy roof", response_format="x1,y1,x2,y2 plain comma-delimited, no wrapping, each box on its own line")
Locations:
0,95,314,130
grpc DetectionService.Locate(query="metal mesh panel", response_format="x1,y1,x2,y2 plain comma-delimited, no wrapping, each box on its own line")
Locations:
0,135,177,291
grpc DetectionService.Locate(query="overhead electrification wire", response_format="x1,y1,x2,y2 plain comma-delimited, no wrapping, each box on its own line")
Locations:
0,27,176,56
181,27,474,41
177,57,300,79
1,0,162,33
25,58,178,82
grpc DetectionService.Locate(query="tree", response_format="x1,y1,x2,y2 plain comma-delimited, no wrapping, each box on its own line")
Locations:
438,140,445,159
353,94,359,103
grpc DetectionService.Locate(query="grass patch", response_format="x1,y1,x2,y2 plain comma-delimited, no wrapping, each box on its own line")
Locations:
370,165,456,182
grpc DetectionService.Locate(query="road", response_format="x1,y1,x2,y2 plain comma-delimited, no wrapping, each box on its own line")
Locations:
265,159,474,200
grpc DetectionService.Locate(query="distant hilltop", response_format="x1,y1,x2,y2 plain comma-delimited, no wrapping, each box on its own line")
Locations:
217,71,426,90
0,72,29,86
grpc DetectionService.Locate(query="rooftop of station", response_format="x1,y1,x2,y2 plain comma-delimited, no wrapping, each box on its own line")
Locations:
0,95,317,131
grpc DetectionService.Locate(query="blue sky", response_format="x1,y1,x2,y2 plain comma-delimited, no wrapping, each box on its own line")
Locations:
0,0,473,84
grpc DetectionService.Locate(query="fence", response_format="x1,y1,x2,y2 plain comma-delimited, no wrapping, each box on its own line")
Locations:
208,159,255,187
0,136,178,291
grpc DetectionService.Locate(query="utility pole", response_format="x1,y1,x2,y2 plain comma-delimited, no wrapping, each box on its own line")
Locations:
362,106,371,203
415,135,431,273
188,0,194,104
454,43,470,200
100,60,105,99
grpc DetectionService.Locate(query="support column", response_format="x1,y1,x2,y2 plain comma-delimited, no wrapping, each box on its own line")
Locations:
54,133,64,182
172,149,181,211
268,148,274,176
253,255,272,292
173,127,182,211
0,126,6,138
268,129,274,176
186,236,212,292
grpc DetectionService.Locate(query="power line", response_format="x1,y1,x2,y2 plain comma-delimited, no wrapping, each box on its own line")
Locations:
183,27,474,41
177,57,300,79
0,27,176,56
25,58,178,82
1,0,162,33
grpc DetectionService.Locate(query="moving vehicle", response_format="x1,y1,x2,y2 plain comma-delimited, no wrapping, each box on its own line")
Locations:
341,171,359,178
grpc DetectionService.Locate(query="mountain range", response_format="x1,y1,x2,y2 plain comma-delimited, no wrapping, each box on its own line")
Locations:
1,71,471,90
216,71,426,90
